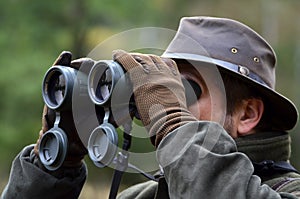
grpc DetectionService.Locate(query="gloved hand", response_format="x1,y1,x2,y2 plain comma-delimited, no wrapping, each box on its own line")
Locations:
113,50,197,147
34,51,96,169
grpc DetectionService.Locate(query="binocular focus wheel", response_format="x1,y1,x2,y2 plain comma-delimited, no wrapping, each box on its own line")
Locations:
88,123,118,168
38,129,68,171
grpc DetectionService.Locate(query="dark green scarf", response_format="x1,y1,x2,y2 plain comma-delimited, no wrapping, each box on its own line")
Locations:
235,131,291,163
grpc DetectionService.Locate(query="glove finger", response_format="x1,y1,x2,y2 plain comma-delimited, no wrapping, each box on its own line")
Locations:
149,54,164,68
130,53,158,72
149,55,173,72
52,51,72,66
112,50,141,71
161,57,179,76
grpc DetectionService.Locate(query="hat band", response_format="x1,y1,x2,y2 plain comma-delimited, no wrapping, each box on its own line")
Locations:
162,52,269,88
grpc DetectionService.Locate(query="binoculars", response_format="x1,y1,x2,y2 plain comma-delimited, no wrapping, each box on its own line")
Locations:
38,60,133,170
38,58,200,171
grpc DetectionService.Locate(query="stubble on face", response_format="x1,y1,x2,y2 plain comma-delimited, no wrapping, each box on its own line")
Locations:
223,114,238,138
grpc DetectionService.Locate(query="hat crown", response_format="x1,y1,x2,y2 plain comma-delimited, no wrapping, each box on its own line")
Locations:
163,16,277,89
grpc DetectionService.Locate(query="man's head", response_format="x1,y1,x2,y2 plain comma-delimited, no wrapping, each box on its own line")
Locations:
162,16,298,136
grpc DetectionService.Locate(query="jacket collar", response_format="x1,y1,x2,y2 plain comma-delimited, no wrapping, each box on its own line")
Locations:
234,131,291,163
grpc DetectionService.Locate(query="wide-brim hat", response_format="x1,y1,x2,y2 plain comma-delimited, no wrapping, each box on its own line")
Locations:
162,16,298,131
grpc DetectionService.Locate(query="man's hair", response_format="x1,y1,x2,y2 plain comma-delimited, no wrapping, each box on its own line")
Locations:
219,69,275,132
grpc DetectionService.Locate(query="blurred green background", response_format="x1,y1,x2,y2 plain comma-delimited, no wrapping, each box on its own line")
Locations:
1,0,300,198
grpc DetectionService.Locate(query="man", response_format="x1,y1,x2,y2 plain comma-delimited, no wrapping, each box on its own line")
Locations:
1,16,300,198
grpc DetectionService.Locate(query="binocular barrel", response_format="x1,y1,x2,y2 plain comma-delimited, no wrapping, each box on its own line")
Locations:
39,61,128,170
88,60,126,106
42,66,79,110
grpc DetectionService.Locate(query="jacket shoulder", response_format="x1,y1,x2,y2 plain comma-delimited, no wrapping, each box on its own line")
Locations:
117,181,158,199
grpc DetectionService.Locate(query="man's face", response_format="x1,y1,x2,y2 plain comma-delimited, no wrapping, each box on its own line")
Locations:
178,61,237,136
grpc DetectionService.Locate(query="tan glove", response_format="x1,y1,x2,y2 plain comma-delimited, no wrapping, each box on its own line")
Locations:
113,50,197,147
34,51,96,168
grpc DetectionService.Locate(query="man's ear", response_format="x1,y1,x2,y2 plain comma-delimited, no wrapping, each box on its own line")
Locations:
237,98,264,136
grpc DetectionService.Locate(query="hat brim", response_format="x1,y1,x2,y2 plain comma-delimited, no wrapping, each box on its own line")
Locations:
162,52,298,131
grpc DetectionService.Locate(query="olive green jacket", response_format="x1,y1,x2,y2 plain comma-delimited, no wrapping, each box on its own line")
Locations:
1,145,87,199
117,122,300,199
1,121,300,198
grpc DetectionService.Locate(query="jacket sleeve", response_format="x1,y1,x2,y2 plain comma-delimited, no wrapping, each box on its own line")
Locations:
1,145,87,199
156,121,295,199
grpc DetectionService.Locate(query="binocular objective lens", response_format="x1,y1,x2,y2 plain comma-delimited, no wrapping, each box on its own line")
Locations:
95,68,112,102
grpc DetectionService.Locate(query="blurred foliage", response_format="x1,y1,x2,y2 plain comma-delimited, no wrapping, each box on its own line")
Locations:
0,0,300,197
